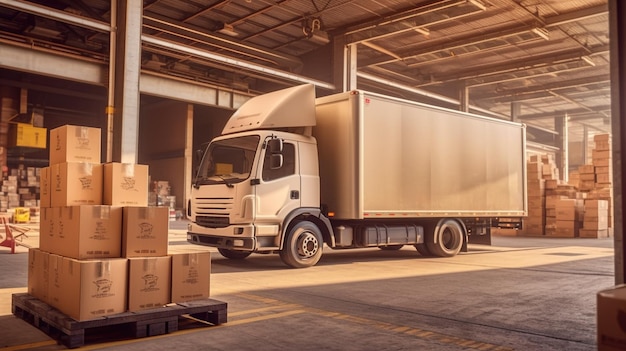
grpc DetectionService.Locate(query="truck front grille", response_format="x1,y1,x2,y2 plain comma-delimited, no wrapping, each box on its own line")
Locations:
194,197,234,229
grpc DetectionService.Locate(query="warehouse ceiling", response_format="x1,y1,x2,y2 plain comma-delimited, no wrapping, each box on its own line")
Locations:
0,0,611,146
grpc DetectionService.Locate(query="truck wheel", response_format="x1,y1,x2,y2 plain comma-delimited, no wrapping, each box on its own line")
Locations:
414,244,431,256
425,219,464,257
380,245,404,250
218,248,252,260
279,221,323,268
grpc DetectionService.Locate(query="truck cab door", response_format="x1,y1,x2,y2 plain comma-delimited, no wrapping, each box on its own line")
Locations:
253,139,301,236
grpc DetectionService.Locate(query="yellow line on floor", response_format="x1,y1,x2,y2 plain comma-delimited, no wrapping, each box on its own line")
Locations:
1,340,57,351
74,309,306,350
235,293,515,351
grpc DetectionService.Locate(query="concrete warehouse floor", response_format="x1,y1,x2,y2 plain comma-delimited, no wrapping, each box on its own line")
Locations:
0,221,615,351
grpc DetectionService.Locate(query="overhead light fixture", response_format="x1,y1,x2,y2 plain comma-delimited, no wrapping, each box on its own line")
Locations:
581,55,596,66
217,23,239,37
303,17,330,45
414,27,430,37
531,27,549,41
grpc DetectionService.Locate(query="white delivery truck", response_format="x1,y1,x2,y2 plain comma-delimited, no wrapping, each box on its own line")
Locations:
187,84,527,268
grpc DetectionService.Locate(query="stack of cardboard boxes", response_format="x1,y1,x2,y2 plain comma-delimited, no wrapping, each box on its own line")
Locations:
28,125,210,321
520,133,613,238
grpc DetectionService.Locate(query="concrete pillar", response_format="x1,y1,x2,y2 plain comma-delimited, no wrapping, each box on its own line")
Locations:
111,0,142,163
609,0,625,284
555,114,569,182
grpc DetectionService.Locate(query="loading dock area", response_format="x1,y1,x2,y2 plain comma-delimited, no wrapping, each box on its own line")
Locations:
1,224,613,350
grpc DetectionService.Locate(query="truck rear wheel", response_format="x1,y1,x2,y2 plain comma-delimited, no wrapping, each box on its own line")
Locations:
280,221,323,268
425,219,464,257
218,248,252,260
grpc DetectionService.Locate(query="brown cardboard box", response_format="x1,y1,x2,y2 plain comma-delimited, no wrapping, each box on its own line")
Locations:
527,162,542,173
596,173,612,184
104,163,149,206
27,248,49,303
579,173,596,181
40,167,51,208
51,206,122,259
171,252,211,303
584,216,608,230
597,284,626,351
38,207,58,254
49,125,101,165
128,256,171,312
47,253,64,310
523,219,544,236
594,158,611,167
552,220,579,237
50,257,127,321
595,140,611,151
593,150,611,160
51,162,103,207
578,164,595,174
527,195,544,209
586,199,609,210
122,206,169,258
556,199,582,221
594,133,611,142
579,229,608,238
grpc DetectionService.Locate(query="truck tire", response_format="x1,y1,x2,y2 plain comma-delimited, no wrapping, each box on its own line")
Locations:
414,244,431,256
218,248,252,260
279,221,323,268
425,219,464,257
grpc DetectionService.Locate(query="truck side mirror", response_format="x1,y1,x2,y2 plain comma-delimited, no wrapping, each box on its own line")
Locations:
270,154,283,169
196,149,204,162
268,138,283,153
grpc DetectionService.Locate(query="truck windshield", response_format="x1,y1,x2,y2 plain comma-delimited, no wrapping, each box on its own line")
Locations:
195,135,260,187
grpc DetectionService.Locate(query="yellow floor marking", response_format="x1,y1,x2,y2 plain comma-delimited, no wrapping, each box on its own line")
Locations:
1,340,57,351
74,310,305,350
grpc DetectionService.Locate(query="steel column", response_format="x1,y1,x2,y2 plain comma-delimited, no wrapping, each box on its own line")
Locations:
609,0,625,284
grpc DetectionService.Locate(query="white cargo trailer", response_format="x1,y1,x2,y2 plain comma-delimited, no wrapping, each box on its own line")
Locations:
187,84,527,268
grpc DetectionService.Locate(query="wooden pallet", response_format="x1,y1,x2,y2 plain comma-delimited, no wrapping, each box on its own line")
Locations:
12,293,227,348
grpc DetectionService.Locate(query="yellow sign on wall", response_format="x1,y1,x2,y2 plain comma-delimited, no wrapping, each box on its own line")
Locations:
9,123,47,149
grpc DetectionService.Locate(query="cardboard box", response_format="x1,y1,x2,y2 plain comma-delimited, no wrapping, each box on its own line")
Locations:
38,207,58,254
556,199,583,220
50,256,128,321
49,125,101,165
27,248,49,303
171,252,211,303
594,158,611,167
527,162,542,173
104,163,149,206
122,206,169,258
50,206,122,259
584,217,608,230
51,162,103,207
596,173,612,184
40,167,51,208
47,253,64,310
586,199,609,211
594,133,611,142
593,150,611,160
578,164,595,174
579,173,596,181
128,256,171,312
8,123,47,149
597,285,626,351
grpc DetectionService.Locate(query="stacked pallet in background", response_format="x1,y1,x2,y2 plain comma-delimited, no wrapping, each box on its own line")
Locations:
29,124,211,322
149,180,176,220
0,165,42,222
519,133,613,238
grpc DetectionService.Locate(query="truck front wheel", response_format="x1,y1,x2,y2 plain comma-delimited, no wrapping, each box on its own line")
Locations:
218,248,252,260
425,219,464,257
280,221,323,268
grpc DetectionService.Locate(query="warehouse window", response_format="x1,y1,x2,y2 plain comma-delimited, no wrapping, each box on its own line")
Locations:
263,143,295,181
